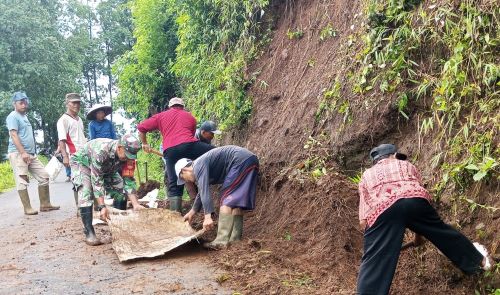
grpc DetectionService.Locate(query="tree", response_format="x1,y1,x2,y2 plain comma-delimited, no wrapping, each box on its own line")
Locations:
113,0,179,120
0,0,86,152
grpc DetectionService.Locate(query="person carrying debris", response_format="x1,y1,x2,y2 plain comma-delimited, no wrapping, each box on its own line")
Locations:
138,97,213,213
57,93,87,210
195,120,221,145
6,92,60,215
356,144,494,295
87,104,116,140
176,145,259,249
71,134,144,246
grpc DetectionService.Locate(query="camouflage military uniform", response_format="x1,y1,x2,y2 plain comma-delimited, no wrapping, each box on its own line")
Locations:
71,138,137,207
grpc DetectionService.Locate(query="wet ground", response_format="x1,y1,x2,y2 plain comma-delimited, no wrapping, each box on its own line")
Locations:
0,174,229,294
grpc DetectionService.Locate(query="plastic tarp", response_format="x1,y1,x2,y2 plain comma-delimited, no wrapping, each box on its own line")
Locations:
108,208,204,262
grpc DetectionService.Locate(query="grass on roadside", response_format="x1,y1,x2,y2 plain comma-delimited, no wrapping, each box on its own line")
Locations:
0,161,15,193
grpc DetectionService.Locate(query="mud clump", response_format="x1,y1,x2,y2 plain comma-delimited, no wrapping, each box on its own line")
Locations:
137,180,161,198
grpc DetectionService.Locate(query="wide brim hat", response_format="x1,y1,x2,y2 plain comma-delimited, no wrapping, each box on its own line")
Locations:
86,104,113,120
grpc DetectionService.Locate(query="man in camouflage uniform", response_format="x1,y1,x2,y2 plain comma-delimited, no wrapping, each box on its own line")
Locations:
71,134,144,246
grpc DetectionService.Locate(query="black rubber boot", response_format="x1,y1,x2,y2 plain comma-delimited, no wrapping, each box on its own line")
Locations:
80,206,102,246
113,198,128,210
169,196,182,213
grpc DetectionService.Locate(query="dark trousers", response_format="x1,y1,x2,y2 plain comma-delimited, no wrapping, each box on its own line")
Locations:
164,141,213,198
356,198,483,295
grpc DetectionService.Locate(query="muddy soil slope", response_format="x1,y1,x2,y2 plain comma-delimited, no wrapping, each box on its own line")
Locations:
218,0,499,294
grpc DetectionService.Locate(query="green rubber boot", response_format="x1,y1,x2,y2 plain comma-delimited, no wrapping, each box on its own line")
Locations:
229,215,243,242
169,196,182,213
18,189,38,215
203,213,234,250
38,185,60,211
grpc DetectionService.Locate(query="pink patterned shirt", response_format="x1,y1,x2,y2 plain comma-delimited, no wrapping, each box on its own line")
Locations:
358,158,431,227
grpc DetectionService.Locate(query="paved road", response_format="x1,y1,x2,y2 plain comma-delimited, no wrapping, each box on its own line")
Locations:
0,173,228,295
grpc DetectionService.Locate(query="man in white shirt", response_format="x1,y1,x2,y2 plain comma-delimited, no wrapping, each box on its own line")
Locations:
56,93,87,211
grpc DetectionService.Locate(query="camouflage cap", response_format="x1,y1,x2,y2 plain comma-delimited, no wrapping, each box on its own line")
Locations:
119,134,141,159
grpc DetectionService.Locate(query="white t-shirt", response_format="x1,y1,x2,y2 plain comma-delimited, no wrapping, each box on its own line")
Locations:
57,113,87,155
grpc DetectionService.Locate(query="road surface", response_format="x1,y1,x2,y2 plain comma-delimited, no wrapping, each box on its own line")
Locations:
0,173,228,294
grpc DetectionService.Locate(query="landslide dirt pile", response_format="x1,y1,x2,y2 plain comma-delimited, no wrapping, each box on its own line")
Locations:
216,0,499,294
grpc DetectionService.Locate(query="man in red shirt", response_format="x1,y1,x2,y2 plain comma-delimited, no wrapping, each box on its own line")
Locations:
138,97,213,212
356,144,493,295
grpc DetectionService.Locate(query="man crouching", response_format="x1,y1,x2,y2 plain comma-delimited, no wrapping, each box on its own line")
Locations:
71,134,145,245
177,145,259,249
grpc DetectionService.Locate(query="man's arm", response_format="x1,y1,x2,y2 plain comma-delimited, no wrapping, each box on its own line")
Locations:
56,118,70,167
110,121,116,139
138,131,151,152
9,130,31,164
137,116,159,152
58,140,70,167
88,122,96,140
122,176,144,210
358,179,369,231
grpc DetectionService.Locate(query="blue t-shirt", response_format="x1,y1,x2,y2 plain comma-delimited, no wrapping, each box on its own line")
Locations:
88,119,116,140
6,111,36,154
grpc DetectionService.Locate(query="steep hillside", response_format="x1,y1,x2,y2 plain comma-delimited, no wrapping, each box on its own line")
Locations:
218,0,499,294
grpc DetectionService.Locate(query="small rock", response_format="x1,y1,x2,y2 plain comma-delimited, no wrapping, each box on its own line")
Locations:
475,223,485,230
281,49,289,60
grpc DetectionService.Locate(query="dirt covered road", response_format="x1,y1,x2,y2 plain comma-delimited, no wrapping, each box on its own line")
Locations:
0,174,228,295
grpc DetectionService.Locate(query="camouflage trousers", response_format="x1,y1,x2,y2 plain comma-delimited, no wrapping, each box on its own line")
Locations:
70,162,127,208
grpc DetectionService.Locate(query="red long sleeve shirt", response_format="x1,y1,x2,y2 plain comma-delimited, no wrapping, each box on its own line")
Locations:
137,107,198,150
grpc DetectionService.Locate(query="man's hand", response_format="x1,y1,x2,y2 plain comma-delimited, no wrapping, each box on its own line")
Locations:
183,209,196,224
128,194,144,210
21,152,31,164
62,155,70,167
142,143,151,153
203,214,214,231
100,207,110,221
402,234,425,250
359,219,367,231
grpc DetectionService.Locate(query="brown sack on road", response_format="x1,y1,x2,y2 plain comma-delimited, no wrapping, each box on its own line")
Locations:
108,208,204,262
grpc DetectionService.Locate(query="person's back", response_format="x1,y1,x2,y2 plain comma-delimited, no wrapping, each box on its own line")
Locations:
359,157,430,227
194,145,255,185
138,97,214,213
155,107,197,149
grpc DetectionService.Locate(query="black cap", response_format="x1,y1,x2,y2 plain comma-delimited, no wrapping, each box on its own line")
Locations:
200,121,221,134
369,144,407,163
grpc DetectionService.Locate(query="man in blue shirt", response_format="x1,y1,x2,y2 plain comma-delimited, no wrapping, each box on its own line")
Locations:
6,92,59,215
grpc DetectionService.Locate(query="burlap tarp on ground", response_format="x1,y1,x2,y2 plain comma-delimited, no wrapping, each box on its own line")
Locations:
108,208,204,262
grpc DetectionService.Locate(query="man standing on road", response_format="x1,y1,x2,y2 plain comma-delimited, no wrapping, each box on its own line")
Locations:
177,145,259,249
356,144,493,294
6,92,60,215
56,93,87,211
195,121,221,145
138,97,213,213
71,134,144,246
